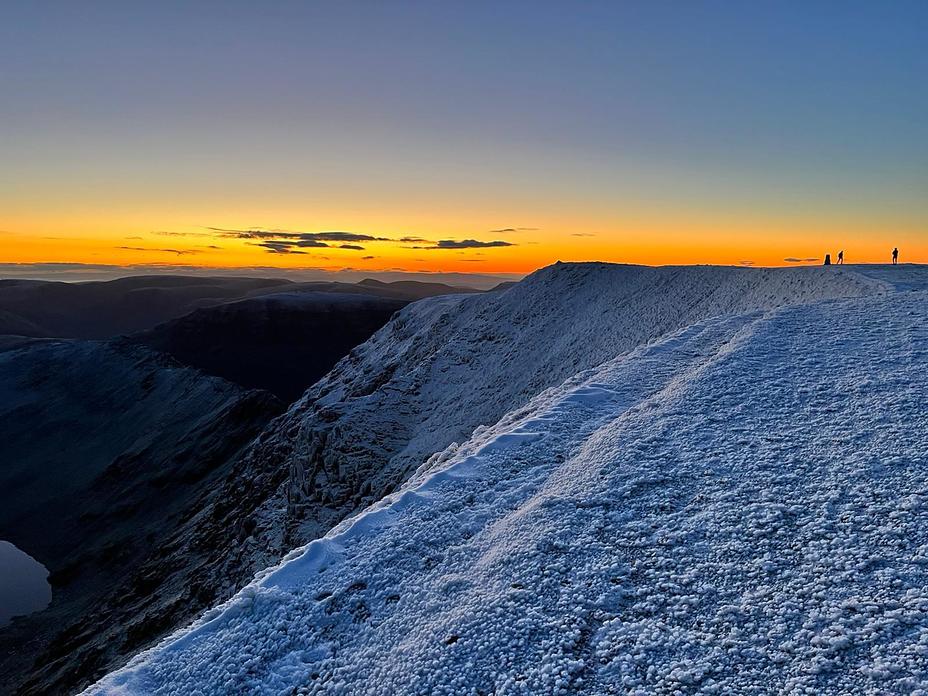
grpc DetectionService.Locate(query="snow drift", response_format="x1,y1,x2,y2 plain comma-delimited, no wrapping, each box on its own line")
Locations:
80,263,928,695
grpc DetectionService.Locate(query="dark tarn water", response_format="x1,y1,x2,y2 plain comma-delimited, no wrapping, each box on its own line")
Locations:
0,540,52,626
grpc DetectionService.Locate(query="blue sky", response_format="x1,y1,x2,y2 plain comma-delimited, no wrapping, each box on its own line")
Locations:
1,1,926,270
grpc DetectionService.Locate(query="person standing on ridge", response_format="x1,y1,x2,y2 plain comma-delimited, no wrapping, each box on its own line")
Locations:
837,250,844,264
893,247,899,265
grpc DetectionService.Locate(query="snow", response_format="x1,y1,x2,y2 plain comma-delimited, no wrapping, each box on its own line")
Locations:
85,265,928,694
262,263,880,542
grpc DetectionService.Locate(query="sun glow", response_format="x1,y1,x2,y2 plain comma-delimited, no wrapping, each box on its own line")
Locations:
2,206,924,276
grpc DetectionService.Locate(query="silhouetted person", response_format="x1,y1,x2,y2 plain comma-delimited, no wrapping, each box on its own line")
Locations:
824,254,832,266
837,250,844,264
892,247,899,265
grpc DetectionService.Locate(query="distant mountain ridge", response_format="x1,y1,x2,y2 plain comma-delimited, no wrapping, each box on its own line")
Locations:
0,275,478,340
0,276,292,338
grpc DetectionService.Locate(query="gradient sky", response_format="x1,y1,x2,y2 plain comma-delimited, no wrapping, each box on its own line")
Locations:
2,1,926,275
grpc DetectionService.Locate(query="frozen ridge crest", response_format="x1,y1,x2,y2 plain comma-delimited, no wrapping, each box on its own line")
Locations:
88,264,928,695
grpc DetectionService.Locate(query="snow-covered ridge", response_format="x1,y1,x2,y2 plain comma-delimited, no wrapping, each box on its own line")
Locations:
172,264,881,633
87,265,928,694
273,263,880,528
81,265,928,693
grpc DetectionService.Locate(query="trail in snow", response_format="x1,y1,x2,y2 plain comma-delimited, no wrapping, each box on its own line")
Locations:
90,273,928,695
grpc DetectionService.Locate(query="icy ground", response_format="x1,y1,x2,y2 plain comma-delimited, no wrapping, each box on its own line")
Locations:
90,267,928,695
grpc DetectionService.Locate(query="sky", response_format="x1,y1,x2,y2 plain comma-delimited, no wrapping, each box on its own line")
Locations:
1,1,926,276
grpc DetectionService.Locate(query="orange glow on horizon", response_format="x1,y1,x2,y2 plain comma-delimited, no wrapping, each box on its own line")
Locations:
2,206,925,276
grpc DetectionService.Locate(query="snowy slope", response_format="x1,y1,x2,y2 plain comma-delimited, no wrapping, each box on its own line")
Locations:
86,265,928,695
255,264,879,542
136,263,882,673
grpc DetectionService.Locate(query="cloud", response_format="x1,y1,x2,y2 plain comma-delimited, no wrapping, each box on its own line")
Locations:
246,237,370,253
411,239,515,250
208,227,388,243
0,262,127,272
784,257,821,263
488,227,538,233
153,230,214,238
116,246,201,256
397,236,430,243
313,231,387,242
739,260,755,266
256,241,308,254
362,255,376,260
124,236,144,240
207,227,407,256
571,233,596,237
208,227,295,239
247,239,327,253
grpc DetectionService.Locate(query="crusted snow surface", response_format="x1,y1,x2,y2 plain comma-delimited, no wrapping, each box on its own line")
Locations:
275,263,879,530
89,271,928,695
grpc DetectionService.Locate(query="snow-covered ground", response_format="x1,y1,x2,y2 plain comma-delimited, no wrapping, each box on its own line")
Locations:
88,265,928,695
269,264,879,539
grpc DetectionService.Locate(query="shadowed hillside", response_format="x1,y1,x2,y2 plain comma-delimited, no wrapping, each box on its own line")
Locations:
0,339,283,695
0,276,482,694
128,293,408,402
